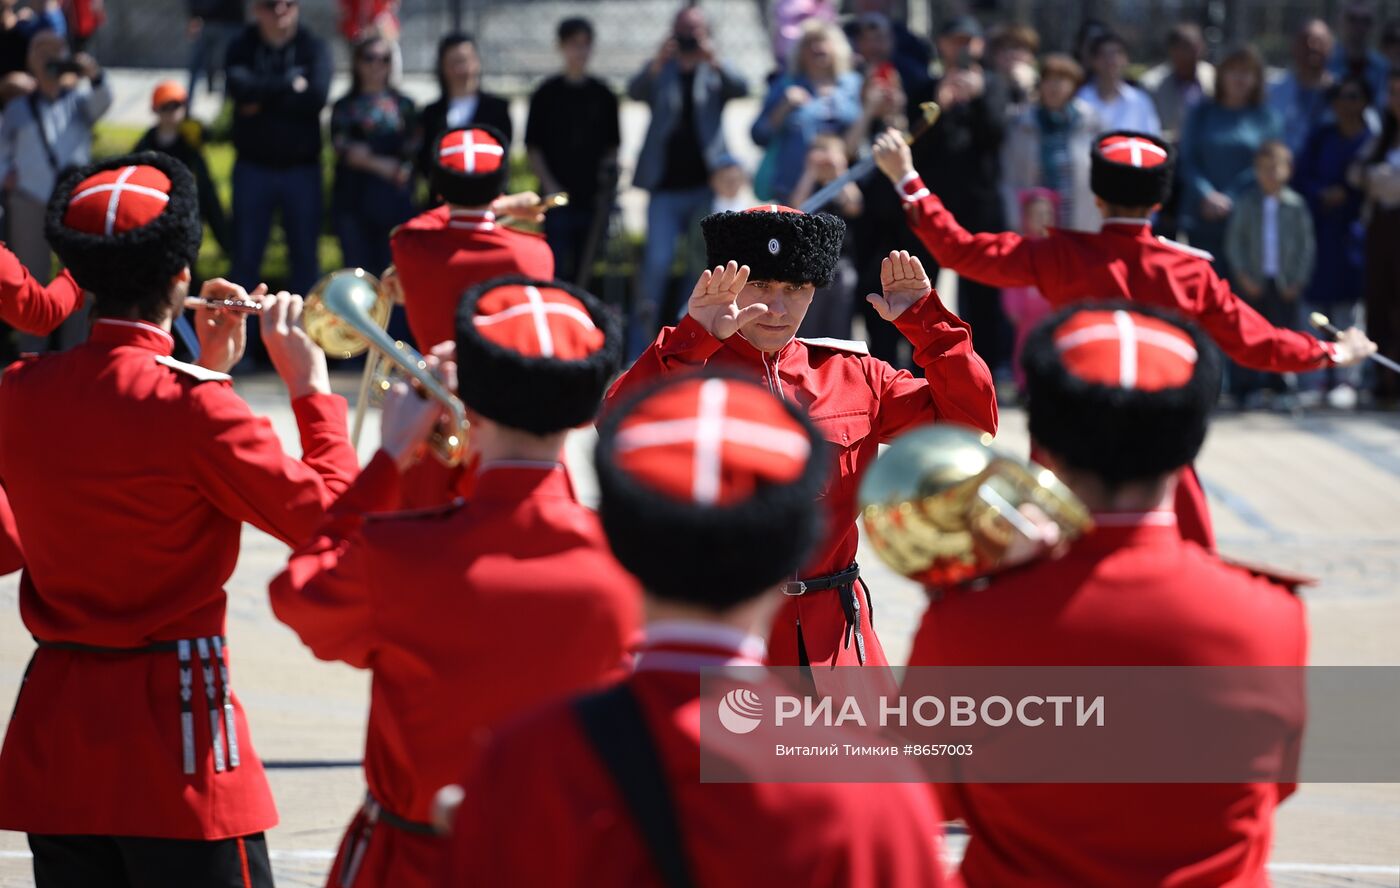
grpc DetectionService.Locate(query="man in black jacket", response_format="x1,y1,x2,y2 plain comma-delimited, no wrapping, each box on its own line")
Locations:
224,0,329,299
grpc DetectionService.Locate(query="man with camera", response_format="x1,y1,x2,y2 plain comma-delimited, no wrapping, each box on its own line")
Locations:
0,28,110,353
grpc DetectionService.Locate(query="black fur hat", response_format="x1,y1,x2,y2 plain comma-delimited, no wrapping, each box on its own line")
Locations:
430,125,510,208
455,276,621,435
46,151,201,315
1090,131,1176,208
595,373,829,609
1022,300,1220,487
701,206,846,287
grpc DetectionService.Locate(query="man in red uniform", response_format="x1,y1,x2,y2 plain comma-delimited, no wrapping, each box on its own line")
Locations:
873,127,1377,549
608,206,997,682
390,124,555,506
906,302,1307,887
443,374,950,887
0,152,359,885
269,275,640,888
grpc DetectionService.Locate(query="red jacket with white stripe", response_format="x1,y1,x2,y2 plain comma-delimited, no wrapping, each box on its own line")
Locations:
893,173,1337,372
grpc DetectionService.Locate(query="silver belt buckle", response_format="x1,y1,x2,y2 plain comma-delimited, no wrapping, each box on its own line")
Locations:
783,580,808,596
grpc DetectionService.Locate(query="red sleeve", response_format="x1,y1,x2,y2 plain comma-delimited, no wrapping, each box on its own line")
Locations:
0,486,23,576
899,173,1045,288
269,450,403,669
604,314,725,406
868,289,999,439
1196,269,1331,372
185,387,360,546
0,246,84,336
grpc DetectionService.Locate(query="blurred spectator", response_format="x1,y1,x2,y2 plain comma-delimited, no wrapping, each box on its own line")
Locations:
1269,19,1336,156
1383,21,1400,88
910,15,1010,375
1294,76,1373,399
709,156,754,213
0,0,43,103
1076,31,1161,135
1072,18,1111,72
627,6,747,355
751,19,861,203
1000,188,1056,390
850,0,930,90
1179,45,1281,274
772,0,836,74
1224,141,1315,407
418,32,511,184
986,22,1039,109
526,16,620,283
1141,23,1214,144
791,132,861,339
186,0,245,104
330,35,416,277
1351,68,1400,405
0,31,108,352
62,0,102,51
846,13,909,157
33,0,63,37
1331,1,1387,108
225,0,330,297
847,10,926,97
1002,53,1101,233
134,81,230,255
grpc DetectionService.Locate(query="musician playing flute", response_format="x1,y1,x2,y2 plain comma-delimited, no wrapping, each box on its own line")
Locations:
607,205,997,688
0,152,358,887
270,275,641,888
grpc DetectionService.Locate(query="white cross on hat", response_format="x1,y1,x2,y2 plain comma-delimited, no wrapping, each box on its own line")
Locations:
439,129,505,174
1054,309,1198,388
1101,136,1168,168
472,285,597,359
612,378,812,505
69,166,171,236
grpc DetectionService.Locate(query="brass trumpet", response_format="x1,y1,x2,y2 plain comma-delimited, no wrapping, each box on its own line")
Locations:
859,425,1092,587
303,268,468,466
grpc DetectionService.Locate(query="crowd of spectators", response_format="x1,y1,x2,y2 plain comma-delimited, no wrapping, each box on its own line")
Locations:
0,0,1398,407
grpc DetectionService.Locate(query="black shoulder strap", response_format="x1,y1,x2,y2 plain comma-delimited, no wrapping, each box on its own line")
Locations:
27,92,61,174
573,684,696,888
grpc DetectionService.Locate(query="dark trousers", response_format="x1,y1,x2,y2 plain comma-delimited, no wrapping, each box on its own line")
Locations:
1365,207,1400,403
29,832,274,888
231,160,323,296
545,203,597,285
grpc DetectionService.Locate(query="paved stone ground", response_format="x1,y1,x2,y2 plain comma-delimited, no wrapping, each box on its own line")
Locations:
0,372,1398,886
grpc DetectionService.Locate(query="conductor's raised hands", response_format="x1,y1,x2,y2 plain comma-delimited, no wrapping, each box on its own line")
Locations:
868,250,932,322
687,260,765,341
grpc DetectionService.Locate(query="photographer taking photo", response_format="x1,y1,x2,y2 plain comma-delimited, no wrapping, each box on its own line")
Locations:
0,29,110,353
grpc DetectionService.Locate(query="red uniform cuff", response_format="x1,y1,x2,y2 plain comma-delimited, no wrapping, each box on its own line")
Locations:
893,288,958,336
659,314,725,360
291,392,350,447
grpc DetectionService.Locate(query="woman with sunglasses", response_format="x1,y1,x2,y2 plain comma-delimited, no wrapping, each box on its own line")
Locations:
330,35,418,278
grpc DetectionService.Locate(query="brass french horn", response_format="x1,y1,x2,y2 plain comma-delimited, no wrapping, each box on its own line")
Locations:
859,425,1092,587
303,268,468,466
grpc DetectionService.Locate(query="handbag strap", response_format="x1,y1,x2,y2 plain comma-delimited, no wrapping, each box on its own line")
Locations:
27,92,62,174
573,683,696,888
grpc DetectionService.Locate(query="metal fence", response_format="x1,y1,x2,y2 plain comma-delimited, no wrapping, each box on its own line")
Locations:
88,0,1400,89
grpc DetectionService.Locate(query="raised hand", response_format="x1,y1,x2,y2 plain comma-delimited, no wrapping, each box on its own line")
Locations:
872,128,914,184
687,261,764,341
867,250,931,322
261,290,331,399
1331,327,1378,367
194,279,265,374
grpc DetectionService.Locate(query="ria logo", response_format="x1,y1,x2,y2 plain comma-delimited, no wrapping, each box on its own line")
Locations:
717,688,764,734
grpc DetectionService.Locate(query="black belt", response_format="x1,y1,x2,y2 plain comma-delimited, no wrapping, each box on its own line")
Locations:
33,636,191,654
364,791,437,836
783,563,870,666
34,634,237,776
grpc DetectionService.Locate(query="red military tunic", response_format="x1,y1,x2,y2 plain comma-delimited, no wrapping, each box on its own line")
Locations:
906,510,1306,888
389,206,554,507
0,319,358,839
0,244,86,573
895,174,1341,549
608,293,997,674
445,623,951,888
269,452,642,888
